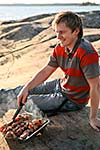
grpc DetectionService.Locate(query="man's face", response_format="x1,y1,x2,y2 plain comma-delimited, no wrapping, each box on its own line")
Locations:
55,22,79,49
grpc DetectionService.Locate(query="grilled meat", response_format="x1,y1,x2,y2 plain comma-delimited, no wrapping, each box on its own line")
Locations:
0,114,43,140
20,129,30,139
5,131,16,139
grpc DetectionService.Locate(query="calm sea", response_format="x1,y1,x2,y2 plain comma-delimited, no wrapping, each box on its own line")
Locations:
0,4,100,21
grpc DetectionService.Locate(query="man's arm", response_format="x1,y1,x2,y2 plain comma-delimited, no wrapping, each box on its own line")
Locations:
87,76,100,131
17,65,57,106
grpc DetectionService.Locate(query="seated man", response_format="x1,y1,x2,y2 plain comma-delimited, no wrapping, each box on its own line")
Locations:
17,11,100,131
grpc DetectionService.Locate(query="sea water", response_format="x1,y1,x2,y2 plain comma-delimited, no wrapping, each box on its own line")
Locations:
0,4,100,21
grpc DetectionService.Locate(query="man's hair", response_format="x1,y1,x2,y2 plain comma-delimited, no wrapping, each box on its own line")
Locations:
52,11,83,39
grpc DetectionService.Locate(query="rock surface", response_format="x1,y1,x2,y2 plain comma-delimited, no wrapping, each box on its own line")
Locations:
0,11,100,149
0,86,100,150
0,11,100,88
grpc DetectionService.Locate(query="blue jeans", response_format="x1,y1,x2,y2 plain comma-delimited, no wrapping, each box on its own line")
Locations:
28,79,86,112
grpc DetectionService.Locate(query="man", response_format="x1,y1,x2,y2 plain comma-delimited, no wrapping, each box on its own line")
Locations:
18,11,100,131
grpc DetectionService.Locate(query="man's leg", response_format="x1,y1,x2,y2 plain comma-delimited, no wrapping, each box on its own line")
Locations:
60,99,86,111
28,79,60,95
27,79,86,112
28,91,66,111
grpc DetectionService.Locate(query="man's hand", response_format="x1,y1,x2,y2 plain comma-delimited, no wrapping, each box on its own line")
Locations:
17,87,28,106
89,118,100,132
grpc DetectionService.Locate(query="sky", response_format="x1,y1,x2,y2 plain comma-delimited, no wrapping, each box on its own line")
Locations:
0,0,100,4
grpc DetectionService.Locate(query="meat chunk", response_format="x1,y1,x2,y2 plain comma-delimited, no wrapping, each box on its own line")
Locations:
20,129,30,139
5,131,16,139
0,114,44,140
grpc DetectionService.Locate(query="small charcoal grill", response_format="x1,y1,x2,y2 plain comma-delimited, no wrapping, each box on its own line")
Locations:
19,118,50,141
0,114,50,141
0,103,50,141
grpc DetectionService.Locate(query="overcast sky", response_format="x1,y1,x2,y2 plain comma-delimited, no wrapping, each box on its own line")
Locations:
0,0,100,4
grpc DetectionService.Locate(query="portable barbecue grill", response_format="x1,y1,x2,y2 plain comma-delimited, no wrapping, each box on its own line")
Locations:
0,102,50,141
19,118,50,141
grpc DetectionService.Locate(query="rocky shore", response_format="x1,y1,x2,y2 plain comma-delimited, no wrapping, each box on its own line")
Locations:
0,11,100,89
0,11,100,150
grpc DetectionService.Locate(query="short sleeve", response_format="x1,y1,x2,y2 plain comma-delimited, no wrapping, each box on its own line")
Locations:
80,52,99,78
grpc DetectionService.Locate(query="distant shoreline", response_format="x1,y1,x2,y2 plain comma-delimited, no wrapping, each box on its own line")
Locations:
0,4,99,22
0,3,99,6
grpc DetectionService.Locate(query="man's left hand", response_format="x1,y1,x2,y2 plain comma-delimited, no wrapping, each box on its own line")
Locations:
89,118,100,132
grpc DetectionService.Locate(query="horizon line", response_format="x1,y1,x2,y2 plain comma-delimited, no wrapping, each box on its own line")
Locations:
0,2,99,5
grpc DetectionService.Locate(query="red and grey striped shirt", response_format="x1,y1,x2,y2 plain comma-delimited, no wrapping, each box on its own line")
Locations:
48,38,99,104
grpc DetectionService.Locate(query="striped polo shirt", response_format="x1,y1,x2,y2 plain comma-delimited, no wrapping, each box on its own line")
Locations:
48,38,99,104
